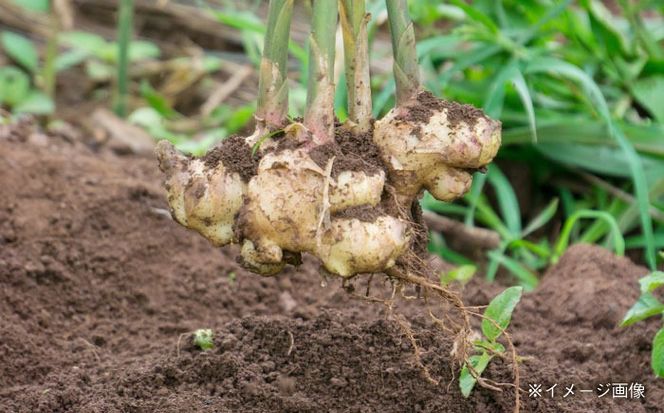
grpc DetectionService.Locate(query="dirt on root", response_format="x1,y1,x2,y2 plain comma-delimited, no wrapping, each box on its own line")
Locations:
309,123,384,178
0,126,662,413
396,91,488,128
203,135,259,182
330,205,383,223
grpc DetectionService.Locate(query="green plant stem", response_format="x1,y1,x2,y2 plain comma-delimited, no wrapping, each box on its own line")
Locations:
385,0,420,105
256,0,294,129
304,0,338,143
43,4,59,107
114,0,133,118
339,0,371,132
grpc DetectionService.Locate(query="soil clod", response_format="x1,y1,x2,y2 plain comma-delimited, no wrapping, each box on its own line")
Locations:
203,135,260,181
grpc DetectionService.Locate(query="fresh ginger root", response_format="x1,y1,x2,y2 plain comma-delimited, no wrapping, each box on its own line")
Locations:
155,0,500,279
155,97,499,277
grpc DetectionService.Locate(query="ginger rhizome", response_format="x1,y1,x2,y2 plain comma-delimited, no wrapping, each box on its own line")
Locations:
156,0,501,278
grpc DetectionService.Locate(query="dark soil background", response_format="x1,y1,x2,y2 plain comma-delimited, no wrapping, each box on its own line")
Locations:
1,123,663,413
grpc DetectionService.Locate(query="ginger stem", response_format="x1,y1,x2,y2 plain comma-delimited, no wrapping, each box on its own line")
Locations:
256,0,294,130
304,0,338,144
339,0,372,132
385,0,420,105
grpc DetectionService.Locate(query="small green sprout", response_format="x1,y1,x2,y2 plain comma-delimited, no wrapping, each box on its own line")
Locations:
440,264,476,286
460,286,523,397
193,328,214,351
622,270,664,378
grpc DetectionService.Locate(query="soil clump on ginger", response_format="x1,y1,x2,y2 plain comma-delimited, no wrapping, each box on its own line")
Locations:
203,135,260,182
396,91,489,128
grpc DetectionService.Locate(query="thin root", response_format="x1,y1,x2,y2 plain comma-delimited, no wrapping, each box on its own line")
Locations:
343,266,521,413
286,330,295,356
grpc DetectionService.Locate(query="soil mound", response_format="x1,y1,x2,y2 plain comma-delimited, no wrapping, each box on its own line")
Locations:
0,129,661,412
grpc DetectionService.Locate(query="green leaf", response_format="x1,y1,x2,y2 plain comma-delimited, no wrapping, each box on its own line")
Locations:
484,244,506,282
534,143,664,184
193,328,214,351
639,272,664,294
55,49,90,72
463,171,487,227
441,264,477,285
0,67,30,107
252,129,284,156
85,60,113,81
225,105,254,133
60,31,108,53
526,56,656,270
507,239,552,259
140,81,177,119
522,198,559,237
213,9,307,64
511,69,537,143
439,44,502,86
473,196,512,240
128,107,186,144
128,41,161,62
13,91,54,114
176,128,227,156
653,327,664,378
460,352,491,397
482,286,523,342
1,31,39,73
553,209,625,263
487,165,521,236
483,60,517,118
621,293,664,327
625,233,664,250
487,250,539,290
427,232,475,266
474,339,505,354
582,0,632,58
502,119,664,158
448,0,498,32
11,0,49,12
632,76,664,123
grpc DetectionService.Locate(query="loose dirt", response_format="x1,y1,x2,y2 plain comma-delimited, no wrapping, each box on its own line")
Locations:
396,91,488,128
203,135,259,182
0,127,662,412
309,124,383,178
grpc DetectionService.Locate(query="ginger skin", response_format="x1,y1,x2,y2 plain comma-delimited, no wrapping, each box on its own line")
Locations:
156,92,500,277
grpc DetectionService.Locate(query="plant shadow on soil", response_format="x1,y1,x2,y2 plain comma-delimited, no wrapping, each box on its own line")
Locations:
0,123,662,413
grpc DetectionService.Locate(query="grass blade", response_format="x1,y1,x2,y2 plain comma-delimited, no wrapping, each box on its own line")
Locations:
553,209,625,263
464,172,488,227
525,56,656,269
522,198,559,237
511,69,537,143
487,250,539,290
487,165,521,236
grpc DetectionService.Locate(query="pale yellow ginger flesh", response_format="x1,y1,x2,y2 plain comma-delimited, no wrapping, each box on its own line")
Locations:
156,93,500,278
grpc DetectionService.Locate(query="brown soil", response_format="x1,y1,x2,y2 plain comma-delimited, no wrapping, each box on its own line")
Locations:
203,135,259,182
331,205,383,223
1,127,662,413
309,123,384,178
396,90,488,128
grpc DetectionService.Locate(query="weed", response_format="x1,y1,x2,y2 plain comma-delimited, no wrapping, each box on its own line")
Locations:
622,269,664,377
460,286,523,396
193,329,215,351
